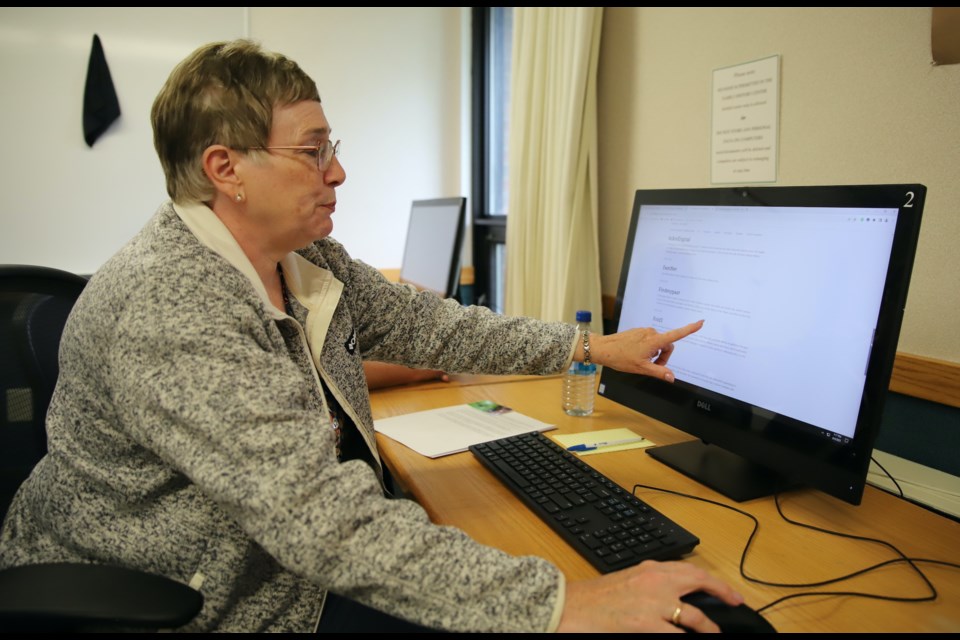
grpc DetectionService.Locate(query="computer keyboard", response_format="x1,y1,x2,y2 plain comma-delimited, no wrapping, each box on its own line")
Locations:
469,431,700,574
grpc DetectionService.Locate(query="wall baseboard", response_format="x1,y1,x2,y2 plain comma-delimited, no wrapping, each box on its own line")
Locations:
869,450,960,520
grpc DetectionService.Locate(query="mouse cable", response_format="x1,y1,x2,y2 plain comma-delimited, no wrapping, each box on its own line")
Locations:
756,555,960,613
631,483,960,614
629,481,937,589
630,482,946,612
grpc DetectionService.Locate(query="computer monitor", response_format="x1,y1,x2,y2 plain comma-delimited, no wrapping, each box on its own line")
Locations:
398,197,467,299
598,184,925,506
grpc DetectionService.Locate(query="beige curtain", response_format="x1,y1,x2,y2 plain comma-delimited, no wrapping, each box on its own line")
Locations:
504,7,604,329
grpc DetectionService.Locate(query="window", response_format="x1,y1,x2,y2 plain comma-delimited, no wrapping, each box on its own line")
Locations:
471,7,512,313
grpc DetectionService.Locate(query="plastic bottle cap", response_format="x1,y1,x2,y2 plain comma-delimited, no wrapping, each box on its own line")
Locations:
575,310,592,322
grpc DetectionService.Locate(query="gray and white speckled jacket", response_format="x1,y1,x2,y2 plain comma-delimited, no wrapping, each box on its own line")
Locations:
0,201,579,632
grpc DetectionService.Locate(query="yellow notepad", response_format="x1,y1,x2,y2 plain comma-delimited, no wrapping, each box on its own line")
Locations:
551,428,654,456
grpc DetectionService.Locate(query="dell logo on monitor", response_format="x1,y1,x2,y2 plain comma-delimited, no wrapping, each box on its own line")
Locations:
696,400,712,412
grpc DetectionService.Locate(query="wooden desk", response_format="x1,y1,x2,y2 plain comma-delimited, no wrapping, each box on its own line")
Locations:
379,372,542,392
371,376,960,633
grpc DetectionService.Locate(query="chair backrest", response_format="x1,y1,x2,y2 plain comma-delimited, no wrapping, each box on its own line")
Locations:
0,266,204,631
0,265,88,523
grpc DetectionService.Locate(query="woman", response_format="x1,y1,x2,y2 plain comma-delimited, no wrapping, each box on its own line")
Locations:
0,39,740,632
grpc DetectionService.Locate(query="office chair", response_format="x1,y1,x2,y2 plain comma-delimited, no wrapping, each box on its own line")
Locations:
0,264,203,631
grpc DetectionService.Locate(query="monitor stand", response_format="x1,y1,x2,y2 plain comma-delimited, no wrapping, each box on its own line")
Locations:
646,440,796,502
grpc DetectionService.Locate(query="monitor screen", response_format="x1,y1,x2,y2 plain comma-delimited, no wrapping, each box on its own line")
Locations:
398,197,467,299
598,184,925,505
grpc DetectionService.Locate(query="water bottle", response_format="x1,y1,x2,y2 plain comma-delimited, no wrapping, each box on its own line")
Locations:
562,310,596,416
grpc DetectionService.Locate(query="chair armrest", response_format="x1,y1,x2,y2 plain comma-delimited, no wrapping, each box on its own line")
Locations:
0,562,203,632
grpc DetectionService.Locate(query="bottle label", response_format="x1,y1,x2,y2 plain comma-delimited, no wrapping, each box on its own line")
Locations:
568,362,597,375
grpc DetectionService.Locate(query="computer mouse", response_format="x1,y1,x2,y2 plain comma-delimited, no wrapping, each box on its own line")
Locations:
680,591,777,633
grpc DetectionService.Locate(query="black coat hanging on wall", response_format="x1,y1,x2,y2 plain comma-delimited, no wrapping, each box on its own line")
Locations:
82,34,121,147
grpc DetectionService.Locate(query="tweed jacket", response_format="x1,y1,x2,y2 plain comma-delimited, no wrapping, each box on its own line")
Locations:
0,201,580,632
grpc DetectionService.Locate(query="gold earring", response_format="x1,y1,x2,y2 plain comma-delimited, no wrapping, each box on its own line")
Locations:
235,192,244,202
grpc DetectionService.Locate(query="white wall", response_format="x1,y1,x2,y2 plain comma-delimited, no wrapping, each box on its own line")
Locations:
0,8,244,274
598,7,960,362
250,7,468,270
9,8,952,362
0,7,468,274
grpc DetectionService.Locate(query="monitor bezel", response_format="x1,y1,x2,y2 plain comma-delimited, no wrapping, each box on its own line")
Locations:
598,184,926,505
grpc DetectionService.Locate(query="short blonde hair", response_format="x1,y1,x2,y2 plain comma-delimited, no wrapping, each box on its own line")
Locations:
151,39,321,203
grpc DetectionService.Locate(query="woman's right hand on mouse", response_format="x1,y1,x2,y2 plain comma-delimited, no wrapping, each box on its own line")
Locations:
556,559,744,633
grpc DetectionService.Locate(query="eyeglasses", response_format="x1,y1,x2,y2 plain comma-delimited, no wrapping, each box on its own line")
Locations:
247,139,341,172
